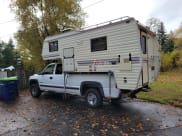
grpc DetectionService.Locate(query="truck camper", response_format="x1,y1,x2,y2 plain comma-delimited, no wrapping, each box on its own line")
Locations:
29,17,160,107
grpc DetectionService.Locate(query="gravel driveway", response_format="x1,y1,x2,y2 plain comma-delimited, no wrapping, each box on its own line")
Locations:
0,91,181,136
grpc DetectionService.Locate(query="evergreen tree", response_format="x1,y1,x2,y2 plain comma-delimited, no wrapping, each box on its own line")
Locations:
0,39,16,68
165,38,174,53
157,22,167,52
0,42,4,67
146,18,174,53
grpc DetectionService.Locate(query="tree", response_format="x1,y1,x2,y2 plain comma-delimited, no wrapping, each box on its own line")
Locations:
165,37,174,53
146,18,161,33
157,22,168,52
0,42,4,67
146,18,173,53
174,23,182,49
163,31,174,53
10,0,85,72
2,39,16,67
0,39,16,68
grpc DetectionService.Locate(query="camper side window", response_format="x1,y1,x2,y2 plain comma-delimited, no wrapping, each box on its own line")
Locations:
141,35,147,54
49,40,58,52
91,36,107,52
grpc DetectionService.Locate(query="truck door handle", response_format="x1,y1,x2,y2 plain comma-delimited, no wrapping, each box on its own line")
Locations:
50,77,53,79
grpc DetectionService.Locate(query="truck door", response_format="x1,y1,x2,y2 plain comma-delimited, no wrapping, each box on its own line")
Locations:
39,63,65,92
52,63,65,92
39,63,56,91
141,32,149,85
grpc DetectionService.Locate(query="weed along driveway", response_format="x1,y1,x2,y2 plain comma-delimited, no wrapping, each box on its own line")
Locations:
0,91,181,136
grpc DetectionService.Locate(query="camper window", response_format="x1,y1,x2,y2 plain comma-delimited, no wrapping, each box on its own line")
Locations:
91,36,107,52
49,40,58,52
141,35,147,54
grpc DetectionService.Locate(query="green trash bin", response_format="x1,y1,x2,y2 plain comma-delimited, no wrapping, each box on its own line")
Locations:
0,77,18,101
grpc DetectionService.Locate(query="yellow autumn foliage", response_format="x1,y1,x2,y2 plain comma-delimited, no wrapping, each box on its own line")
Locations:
171,49,182,67
161,52,173,71
174,23,182,49
161,49,182,71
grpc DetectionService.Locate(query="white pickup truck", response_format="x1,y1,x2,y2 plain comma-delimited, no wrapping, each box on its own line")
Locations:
29,63,130,107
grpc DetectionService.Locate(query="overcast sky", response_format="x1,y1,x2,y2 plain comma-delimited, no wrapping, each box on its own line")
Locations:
0,0,182,43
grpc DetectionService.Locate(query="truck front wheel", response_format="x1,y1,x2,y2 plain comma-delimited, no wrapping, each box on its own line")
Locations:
85,88,102,108
30,83,41,98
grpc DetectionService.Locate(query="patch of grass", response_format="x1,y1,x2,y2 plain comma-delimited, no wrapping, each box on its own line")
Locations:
137,68,182,108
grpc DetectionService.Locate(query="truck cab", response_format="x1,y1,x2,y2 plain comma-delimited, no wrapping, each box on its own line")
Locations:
38,63,64,92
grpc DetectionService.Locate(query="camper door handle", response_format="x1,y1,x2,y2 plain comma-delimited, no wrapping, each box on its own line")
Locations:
50,76,53,79
129,53,131,61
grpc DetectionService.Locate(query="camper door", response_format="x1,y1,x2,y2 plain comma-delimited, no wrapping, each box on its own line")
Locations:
63,47,75,71
141,32,149,85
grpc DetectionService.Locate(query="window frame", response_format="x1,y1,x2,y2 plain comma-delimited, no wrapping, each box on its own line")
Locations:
42,64,55,75
141,35,147,54
55,64,63,74
90,36,107,52
49,40,58,52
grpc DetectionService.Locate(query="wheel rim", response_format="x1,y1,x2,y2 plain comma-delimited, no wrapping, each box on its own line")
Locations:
87,92,97,106
31,86,37,96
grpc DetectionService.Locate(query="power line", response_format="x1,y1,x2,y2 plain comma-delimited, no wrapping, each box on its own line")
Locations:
0,0,106,38
0,0,105,25
0,19,16,25
0,34,14,38
83,0,105,9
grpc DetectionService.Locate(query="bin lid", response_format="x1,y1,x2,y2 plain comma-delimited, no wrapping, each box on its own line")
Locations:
0,76,17,81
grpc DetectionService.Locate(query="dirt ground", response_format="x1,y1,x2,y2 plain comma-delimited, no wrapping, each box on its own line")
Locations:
0,90,182,136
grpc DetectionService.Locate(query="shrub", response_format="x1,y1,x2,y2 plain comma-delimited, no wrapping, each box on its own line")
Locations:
161,52,173,71
171,49,182,67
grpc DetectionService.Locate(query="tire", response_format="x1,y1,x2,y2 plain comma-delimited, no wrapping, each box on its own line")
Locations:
30,83,41,98
85,88,102,108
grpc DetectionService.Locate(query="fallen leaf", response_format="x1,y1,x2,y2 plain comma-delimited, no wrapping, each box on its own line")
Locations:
130,128,135,132
122,133,128,136
73,133,78,136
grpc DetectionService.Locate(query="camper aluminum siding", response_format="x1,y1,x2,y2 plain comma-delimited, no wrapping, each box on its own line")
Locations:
42,19,152,90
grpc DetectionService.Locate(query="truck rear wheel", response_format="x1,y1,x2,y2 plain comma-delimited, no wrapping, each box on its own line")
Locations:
30,83,41,98
85,88,102,108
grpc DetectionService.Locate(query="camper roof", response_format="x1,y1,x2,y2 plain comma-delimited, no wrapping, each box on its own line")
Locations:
44,16,155,42
45,30,80,42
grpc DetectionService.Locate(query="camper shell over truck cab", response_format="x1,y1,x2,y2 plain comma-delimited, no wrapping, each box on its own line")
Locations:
29,17,160,107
